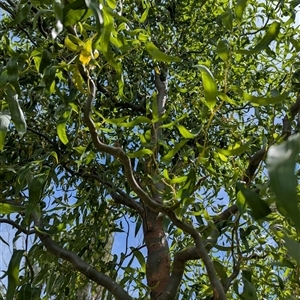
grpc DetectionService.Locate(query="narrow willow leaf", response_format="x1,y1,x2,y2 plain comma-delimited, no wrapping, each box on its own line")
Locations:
216,140,251,156
284,236,300,265
236,183,271,219
267,135,300,231
170,176,187,184
85,0,103,32
39,49,52,73
8,3,31,26
63,0,92,26
179,168,196,200
213,261,228,284
216,40,229,62
107,0,117,9
57,121,69,145
145,42,181,62
140,8,149,23
25,174,48,224
162,140,188,162
194,65,218,110
7,250,24,300
235,0,248,23
127,149,153,158
232,85,289,106
0,202,25,214
239,22,280,54
176,125,197,139
120,116,151,127
64,34,83,51
5,85,27,137
0,111,11,151
52,0,64,39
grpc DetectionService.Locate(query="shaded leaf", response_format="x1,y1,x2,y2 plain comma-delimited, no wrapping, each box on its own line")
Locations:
0,202,25,214
236,182,271,219
267,135,300,231
162,140,188,161
63,0,92,26
5,85,27,137
6,250,24,300
284,236,300,265
216,140,251,156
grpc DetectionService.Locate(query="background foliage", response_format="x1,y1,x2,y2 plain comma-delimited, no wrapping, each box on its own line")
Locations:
0,0,300,299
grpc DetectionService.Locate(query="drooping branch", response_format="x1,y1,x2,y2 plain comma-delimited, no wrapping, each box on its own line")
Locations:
33,215,133,300
214,90,300,224
0,218,35,235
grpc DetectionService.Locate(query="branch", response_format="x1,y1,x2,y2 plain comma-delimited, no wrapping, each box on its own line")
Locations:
161,210,226,300
214,90,300,224
83,71,161,211
33,216,133,300
0,218,35,235
63,164,144,216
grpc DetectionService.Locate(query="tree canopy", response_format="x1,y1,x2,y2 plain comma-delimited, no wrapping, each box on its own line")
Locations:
0,0,300,299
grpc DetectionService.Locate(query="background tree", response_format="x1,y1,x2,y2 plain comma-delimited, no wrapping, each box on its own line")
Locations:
0,0,300,299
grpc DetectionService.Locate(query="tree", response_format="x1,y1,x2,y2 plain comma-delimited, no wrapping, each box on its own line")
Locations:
0,0,300,299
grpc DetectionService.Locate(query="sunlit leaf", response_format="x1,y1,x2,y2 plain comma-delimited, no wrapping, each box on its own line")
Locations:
216,140,251,156
0,202,25,214
145,42,181,62
127,148,153,158
140,8,149,23
194,65,218,110
176,125,197,139
235,0,248,23
0,111,11,151
239,22,280,54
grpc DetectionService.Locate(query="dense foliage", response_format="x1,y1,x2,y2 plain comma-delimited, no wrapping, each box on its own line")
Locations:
0,0,300,299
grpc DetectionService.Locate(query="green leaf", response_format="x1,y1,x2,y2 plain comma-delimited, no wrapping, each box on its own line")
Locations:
241,270,258,300
178,168,196,200
85,0,103,32
25,174,48,224
6,250,24,300
194,65,218,110
216,140,251,156
235,0,248,23
52,0,64,39
8,3,31,26
133,249,146,272
0,202,25,214
176,125,197,139
220,9,233,31
127,149,153,158
6,57,20,95
5,85,27,137
145,42,181,62
239,22,280,54
236,183,271,219
162,140,188,162
57,121,69,145
232,86,289,106
216,40,229,62
139,8,149,23
213,261,228,284
63,0,92,26
39,49,52,73
284,236,300,265
0,111,11,151
267,135,300,231
120,116,152,127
